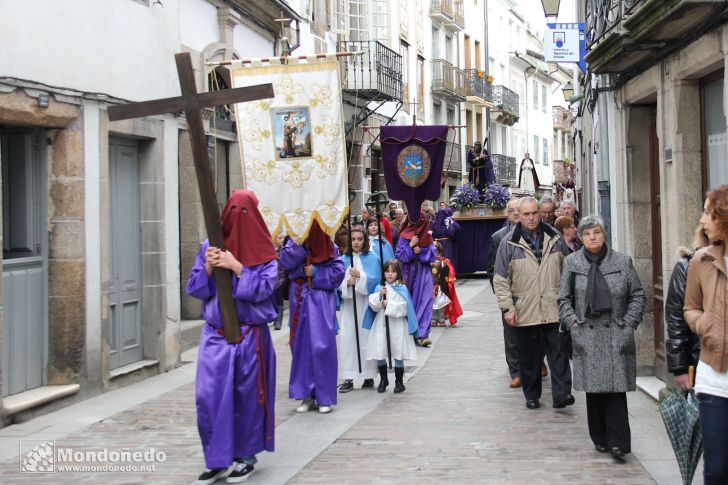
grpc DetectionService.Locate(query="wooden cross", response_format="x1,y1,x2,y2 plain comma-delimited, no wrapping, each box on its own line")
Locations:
108,52,274,344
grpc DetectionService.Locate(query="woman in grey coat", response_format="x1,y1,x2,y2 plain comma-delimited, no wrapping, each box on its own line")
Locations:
558,215,646,462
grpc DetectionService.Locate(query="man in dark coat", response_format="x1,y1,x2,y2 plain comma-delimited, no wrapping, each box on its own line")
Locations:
487,197,521,388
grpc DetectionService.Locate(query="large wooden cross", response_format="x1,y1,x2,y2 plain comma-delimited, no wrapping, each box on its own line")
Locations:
108,53,274,343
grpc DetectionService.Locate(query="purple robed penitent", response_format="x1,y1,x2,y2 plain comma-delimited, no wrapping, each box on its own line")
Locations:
395,238,436,338
278,240,346,406
186,241,277,470
432,208,460,261
380,125,448,223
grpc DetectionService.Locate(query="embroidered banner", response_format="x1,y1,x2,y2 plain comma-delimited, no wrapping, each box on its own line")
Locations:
380,125,449,223
232,57,348,240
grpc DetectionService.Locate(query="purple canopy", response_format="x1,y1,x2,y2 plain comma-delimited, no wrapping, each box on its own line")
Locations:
380,125,449,223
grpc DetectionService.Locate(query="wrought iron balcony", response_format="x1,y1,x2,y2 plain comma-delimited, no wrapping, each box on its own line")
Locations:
491,153,518,186
430,0,465,30
431,59,466,102
444,141,463,174
490,85,519,126
552,106,573,131
339,40,402,103
585,0,728,75
464,69,493,106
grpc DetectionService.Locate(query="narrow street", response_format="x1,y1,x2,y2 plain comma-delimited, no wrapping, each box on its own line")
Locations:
0,279,693,484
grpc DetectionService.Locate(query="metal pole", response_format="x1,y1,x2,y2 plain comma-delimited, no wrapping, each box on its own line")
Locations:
346,213,363,374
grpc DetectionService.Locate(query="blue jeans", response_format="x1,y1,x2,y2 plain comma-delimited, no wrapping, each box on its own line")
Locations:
698,393,728,485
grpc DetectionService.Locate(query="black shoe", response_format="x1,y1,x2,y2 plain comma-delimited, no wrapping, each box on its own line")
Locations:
594,444,609,453
393,367,406,393
361,378,375,389
339,380,354,393
197,467,228,485
525,399,540,409
377,365,388,393
553,394,576,408
226,462,254,483
610,447,626,462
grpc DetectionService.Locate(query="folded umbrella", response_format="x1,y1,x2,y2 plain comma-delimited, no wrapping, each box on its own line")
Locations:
659,388,703,485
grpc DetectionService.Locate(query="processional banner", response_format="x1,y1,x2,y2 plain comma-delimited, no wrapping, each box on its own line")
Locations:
232,56,348,239
380,125,449,223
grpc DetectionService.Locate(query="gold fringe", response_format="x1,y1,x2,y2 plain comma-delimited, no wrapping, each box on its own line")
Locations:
232,60,338,78
270,206,350,242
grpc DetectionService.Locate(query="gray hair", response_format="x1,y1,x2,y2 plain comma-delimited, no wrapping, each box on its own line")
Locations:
539,196,555,208
560,200,575,209
577,215,606,237
517,196,538,211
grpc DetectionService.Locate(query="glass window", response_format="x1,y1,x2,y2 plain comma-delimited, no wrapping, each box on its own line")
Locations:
543,138,548,165
532,80,538,107
371,0,388,43
533,135,539,162
542,85,547,113
704,77,728,188
349,0,368,41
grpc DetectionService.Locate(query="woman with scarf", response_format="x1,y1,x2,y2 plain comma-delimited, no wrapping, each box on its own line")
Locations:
187,190,278,484
395,211,437,347
558,215,646,463
279,220,346,415
431,206,460,261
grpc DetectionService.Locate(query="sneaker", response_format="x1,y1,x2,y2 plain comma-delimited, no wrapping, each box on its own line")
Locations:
339,380,354,393
318,405,333,414
197,467,229,485
361,378,375,389
296,398,315,413
226,462,254,483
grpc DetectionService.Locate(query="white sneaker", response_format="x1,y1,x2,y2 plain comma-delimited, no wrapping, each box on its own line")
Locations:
318,405,332,414
296,399,314,413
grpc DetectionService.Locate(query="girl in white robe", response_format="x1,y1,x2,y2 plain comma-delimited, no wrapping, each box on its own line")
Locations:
338,228,381,392
366,259,418,393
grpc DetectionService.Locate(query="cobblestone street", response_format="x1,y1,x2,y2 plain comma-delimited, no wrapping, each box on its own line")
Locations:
0,279,693,484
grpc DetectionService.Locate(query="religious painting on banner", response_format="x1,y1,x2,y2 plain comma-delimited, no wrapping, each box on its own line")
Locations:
232,55,348,240
380,125,449,223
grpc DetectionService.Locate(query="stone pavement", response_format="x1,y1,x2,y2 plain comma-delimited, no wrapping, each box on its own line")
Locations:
0,279,698,484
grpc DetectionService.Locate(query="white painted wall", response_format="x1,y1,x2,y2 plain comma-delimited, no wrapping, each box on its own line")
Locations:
233,23,274,58
179,0,219,52
0,0,181,101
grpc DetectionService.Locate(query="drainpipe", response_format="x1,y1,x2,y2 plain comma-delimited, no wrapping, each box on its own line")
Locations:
484,0,490,146
597,74,611,242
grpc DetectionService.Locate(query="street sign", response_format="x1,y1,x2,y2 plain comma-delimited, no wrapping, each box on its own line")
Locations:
545,23,586,71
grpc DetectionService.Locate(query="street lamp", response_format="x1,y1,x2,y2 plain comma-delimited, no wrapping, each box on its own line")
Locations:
561,82,574,100
541,0,561,17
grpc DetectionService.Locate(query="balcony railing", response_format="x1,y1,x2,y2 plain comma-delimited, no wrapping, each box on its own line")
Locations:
552,106,573,131
430,0,464,30
585,0,728,74
491,153,518,186
444,141,463,174
464,69,493,105
339,40,402,102
431,59,466,101
492,85,519,117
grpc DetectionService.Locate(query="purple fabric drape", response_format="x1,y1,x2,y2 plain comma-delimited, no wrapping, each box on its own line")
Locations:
451,218,506,274
380,125,448,223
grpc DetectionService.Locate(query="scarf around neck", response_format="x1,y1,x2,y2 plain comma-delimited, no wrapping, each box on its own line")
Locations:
583,244,612,317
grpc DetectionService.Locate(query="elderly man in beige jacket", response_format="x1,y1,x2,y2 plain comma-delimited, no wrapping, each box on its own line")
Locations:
493,197,574,410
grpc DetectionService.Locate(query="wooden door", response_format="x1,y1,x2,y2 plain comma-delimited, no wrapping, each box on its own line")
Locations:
109,138,143,369
1,128,47,396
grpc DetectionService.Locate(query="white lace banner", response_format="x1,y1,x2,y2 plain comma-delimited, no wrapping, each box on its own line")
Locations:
232,59,348,240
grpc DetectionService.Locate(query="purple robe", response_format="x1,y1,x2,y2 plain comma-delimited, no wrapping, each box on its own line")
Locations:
432,208,460,261
186,240,277,469
395,238,436,338
278,240,346,406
